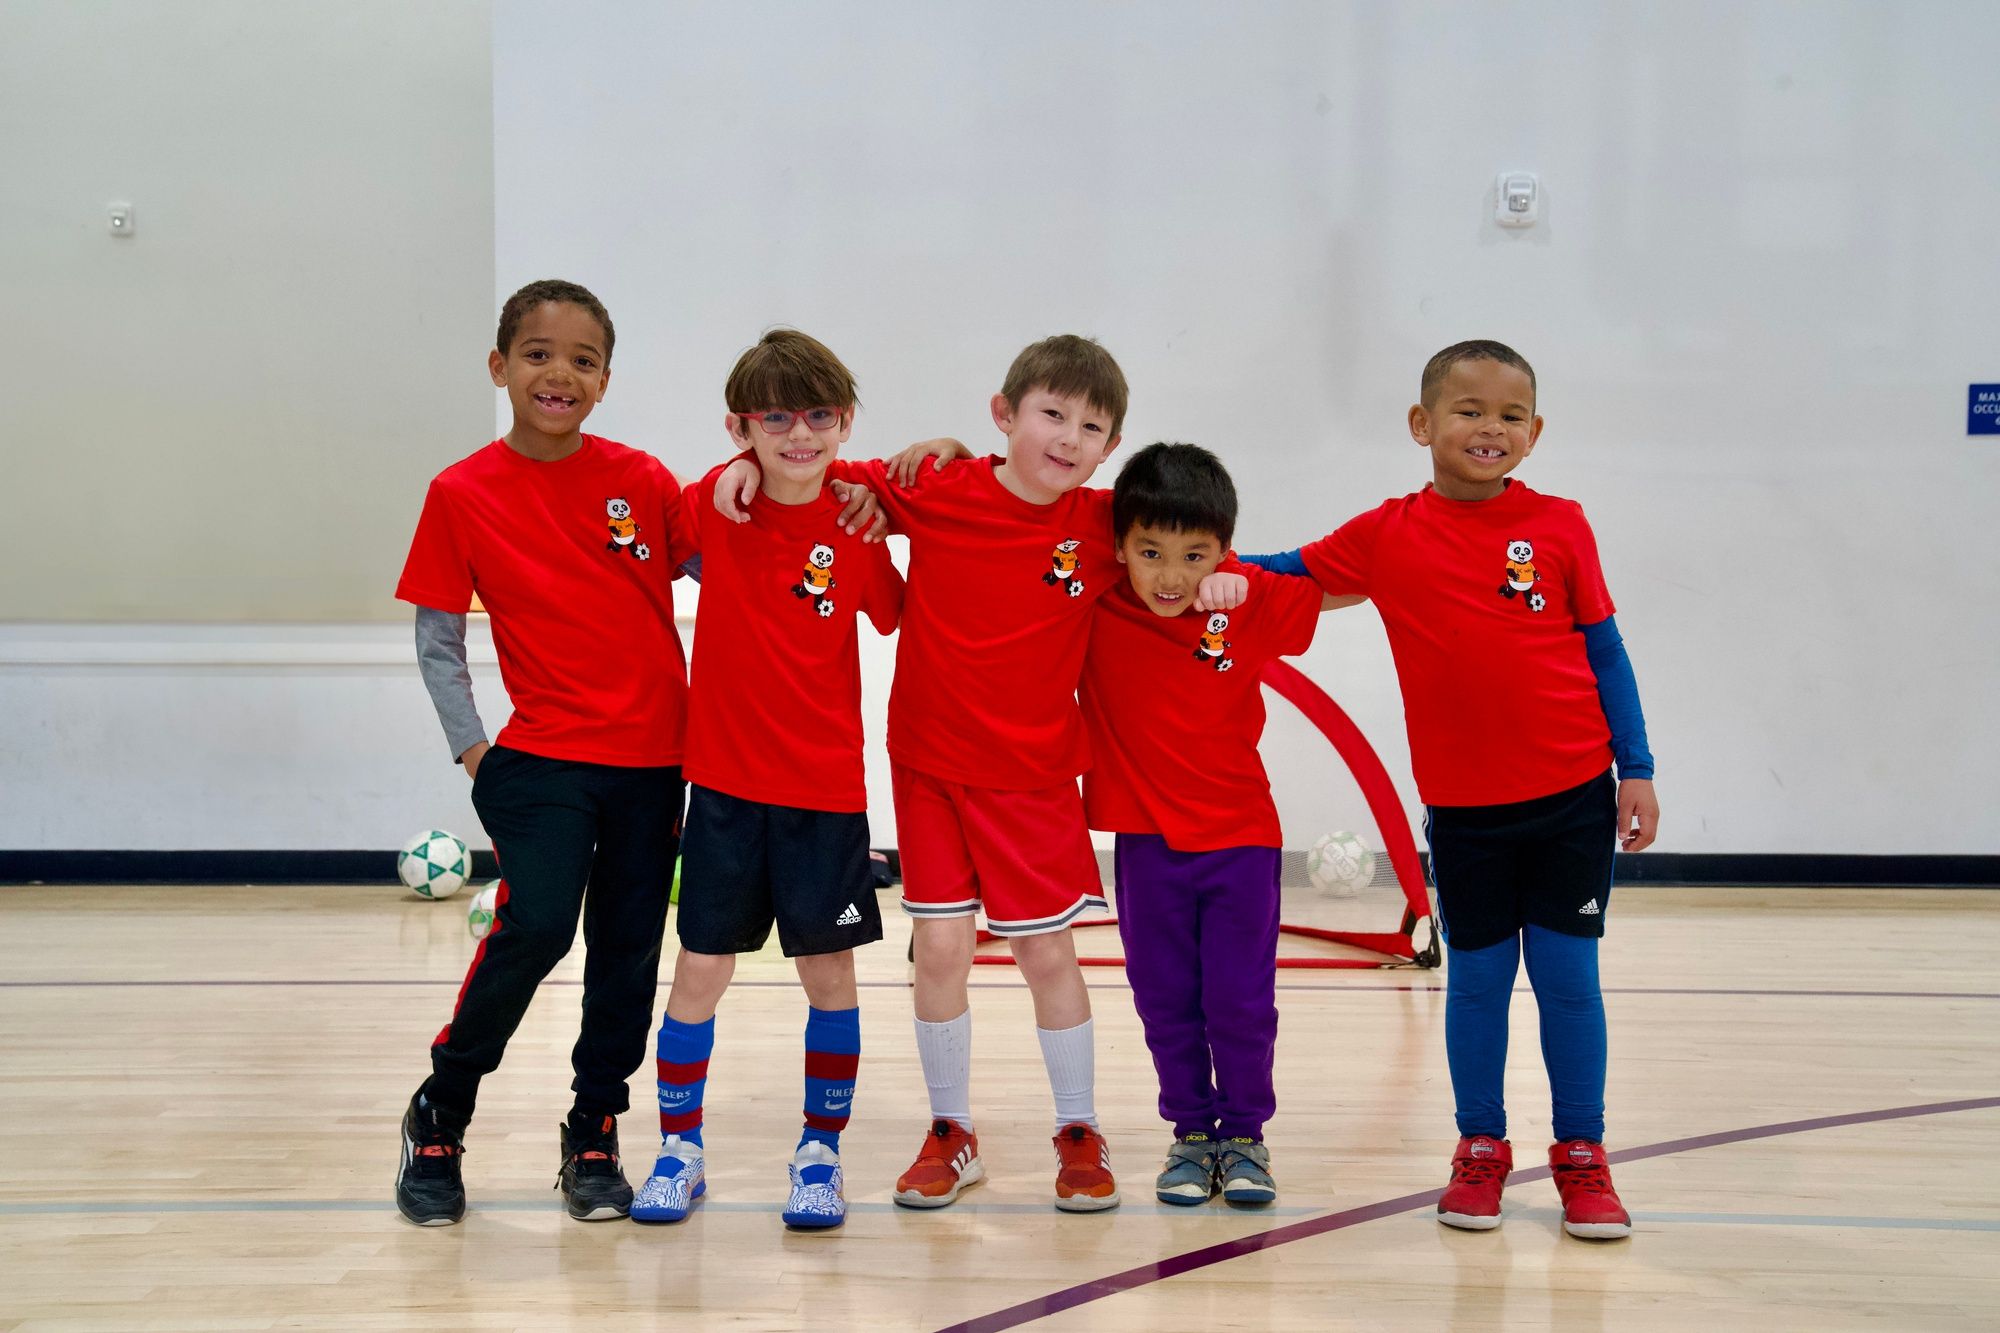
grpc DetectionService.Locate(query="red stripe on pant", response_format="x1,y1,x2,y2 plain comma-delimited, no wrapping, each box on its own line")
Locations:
433,876,510,1048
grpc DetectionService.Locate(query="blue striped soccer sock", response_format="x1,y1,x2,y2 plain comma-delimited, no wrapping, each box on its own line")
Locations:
800,1005,861,1156
655,1013,714,1148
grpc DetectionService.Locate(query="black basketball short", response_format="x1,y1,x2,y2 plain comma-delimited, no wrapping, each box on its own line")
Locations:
1424,769,1617,953
676,784,884,958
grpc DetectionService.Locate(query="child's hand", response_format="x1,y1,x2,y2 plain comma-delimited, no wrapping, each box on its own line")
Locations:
459,740,490,780
1616,778,1658,851
1194,571,1249,612
828,480,890,542
886,437,970,488
714,458,762,523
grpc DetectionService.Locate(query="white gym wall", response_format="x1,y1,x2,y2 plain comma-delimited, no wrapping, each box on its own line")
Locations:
3,1,1995,858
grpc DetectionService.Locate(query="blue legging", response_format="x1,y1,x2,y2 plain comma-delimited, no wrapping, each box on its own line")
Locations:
1444,925,1606,1143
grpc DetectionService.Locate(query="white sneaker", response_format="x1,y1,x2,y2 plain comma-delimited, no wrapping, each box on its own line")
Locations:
630,1135,705,1223
782,1140,846,1230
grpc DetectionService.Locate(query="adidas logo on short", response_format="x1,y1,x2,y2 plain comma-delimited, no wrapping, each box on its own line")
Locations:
835,903,863,926
1579,898,1601,915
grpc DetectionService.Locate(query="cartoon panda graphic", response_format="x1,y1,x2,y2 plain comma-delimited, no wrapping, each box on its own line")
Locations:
1498,538,1539,609
1193,611,1234,672
1042,538,1085,597
605,497,647,560
792,542,837,616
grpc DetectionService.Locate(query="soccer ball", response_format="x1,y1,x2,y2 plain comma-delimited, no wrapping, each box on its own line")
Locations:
466,881,501,940
398,829,470,900
1307,831,1375,898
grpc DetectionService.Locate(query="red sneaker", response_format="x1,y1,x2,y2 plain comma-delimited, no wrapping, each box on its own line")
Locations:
1052,1122,1120,1212
893,1119,983,1209
1549,1139,1632,1239
1436,1135,1511,1230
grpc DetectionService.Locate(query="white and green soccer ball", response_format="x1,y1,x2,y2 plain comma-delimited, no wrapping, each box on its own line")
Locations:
397,829,470,900
466,881,501,940
1307,830,1375,898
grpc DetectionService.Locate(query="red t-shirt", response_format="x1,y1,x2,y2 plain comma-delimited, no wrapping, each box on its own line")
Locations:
1299,480,1615,806
678,467,902,812
1082,563,1323,851
839,455,1119,789
396,435,691,767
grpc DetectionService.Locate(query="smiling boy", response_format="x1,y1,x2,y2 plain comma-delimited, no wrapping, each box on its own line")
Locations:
1240,340,1660,1239
1079,442,1355,1206
393,279,692,1226
632,330,901,1231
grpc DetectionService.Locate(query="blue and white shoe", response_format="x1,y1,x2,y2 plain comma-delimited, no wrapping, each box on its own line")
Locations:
630,1135,705,1223
782,1140,846,1230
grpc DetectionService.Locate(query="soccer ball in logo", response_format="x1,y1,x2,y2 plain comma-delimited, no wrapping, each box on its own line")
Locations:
1306,830,1375,898
466,881,501,940
398,829,470,900
1527,591,1546,613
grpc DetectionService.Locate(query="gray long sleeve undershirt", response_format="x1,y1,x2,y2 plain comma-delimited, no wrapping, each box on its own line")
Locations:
415,607,488,762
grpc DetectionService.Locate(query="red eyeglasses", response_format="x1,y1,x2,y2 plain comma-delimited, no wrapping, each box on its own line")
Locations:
736,407,845,434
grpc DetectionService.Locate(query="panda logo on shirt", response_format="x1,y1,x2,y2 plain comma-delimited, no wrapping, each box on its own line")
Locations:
1498,538,1540,610
792,542,837,616
1193,611,1234,672
1041,539,1086,597
605,497,647,560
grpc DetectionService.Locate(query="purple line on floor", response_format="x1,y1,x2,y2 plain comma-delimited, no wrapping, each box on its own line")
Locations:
930,1095,2000,1333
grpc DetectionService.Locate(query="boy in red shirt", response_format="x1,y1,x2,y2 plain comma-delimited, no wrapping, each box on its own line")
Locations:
630,331,901,1231
1239,340,1660,1240
392,280,693,1226
1081,442,1356,1208
717,335,1131,1211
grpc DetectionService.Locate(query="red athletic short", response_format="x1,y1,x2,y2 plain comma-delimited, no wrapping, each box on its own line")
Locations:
892,762,1105,936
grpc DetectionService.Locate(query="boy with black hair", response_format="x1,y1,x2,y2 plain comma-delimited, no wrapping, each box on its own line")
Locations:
1237,339,1659,1239
631,329,901,1230
1080,442,1354,1206
393,279,693,1226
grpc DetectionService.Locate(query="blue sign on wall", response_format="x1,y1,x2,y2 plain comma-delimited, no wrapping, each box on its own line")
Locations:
1972,385,2000,435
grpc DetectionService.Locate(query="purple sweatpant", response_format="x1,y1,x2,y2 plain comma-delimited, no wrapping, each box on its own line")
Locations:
1113,834,1281,1140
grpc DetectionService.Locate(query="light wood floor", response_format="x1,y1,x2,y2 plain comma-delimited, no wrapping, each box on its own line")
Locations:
1,883,1996,1331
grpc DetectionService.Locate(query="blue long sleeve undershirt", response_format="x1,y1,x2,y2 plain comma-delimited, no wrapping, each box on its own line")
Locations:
1240,549,1654,780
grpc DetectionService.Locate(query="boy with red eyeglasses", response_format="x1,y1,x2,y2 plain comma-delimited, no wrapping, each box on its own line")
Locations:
632,330,901,1231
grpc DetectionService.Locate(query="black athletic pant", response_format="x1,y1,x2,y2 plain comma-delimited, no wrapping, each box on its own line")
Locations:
424,745,685,1121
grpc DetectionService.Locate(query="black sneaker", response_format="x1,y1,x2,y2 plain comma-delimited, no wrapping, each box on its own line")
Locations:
396,1092,467,1226
558,1112,633,1221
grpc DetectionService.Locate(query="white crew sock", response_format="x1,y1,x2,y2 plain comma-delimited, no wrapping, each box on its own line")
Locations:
1037,1018,1098,1131
913,1010,973,1128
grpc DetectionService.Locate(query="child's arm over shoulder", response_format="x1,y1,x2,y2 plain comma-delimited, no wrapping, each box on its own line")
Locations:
711,453,888,540
884,437,973,489
1238,506,1382,600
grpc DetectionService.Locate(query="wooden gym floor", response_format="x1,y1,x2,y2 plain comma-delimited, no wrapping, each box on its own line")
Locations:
1,883,1996,1331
